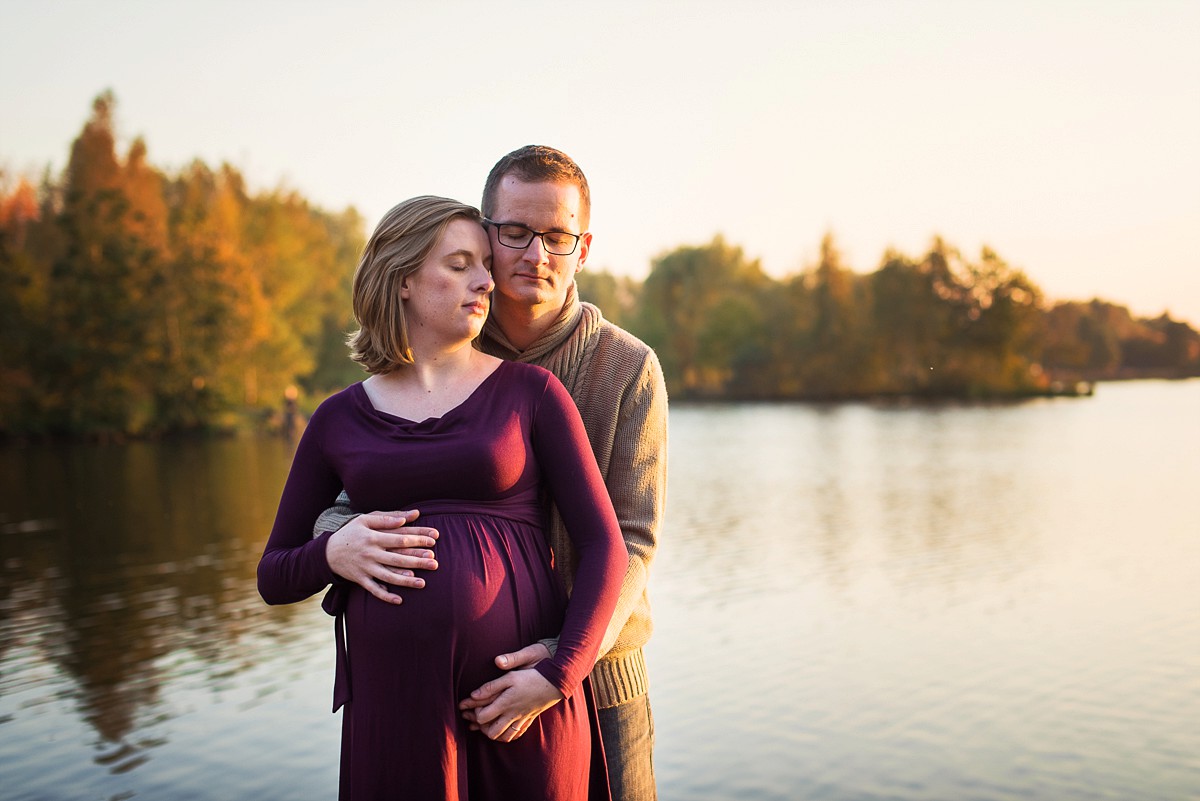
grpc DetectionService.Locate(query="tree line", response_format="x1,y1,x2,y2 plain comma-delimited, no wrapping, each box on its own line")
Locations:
579,236,1200,401
3,94,1198,437
1,93,364,438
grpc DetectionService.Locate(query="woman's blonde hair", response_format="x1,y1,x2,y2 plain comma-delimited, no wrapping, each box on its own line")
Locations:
347,196,482,374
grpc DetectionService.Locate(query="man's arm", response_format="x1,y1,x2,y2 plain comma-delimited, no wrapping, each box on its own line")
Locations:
313,490,359,538
591,349,668,658
314,491,441,605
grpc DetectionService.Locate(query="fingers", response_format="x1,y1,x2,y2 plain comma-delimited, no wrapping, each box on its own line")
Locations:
495,642,552,671
373,532,440,558
459,669,564,742
366,526,440,549
369,566,425,590
363,552,435,591
355,511,413,530
388,547,438,573
325,512,439,600
488,716,533,742
358,511,439,541
459,675,512,714
360,578,405,605
360,509,420,526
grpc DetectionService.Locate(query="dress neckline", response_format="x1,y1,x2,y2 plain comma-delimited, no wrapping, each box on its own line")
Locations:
353,360,508,426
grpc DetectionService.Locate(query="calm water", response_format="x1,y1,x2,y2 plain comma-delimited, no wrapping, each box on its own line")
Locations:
1,379,1197,801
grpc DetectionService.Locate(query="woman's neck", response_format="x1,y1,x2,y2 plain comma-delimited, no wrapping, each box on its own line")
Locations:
364,341,497,421
401,339,477,389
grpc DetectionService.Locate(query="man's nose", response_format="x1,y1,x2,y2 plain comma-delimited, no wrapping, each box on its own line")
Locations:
522,234,549,262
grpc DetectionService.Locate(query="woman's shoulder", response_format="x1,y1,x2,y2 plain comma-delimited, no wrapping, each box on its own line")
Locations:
307,382,367,426
497,360,564,396
480,361,567,407
501,359,553,382
494,362,578,419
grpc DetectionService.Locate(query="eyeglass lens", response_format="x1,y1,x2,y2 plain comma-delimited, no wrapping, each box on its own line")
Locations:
495,224,578,255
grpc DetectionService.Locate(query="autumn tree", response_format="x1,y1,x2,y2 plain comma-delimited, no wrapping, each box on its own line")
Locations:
39,91,163,434
0,92,365,437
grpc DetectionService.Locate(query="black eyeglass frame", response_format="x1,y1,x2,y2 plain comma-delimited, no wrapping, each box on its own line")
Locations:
482,217,585,256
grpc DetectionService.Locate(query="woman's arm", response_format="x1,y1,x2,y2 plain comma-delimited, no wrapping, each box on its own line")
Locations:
529,374,626,696
459,373,625,740
257,410,345,605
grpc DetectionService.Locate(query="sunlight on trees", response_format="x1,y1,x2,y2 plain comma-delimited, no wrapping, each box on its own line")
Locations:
0,93,364,437
3,93,1198,436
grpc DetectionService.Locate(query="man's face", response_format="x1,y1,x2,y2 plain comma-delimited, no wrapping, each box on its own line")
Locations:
486,176,591,314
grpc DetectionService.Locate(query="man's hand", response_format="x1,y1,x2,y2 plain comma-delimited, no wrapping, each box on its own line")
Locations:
458,643,558,741
324,510,438,604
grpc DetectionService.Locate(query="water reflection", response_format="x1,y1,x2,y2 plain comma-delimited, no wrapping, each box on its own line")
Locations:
2,381,1198,800
0,437,315,786
661,401,1046,602
651,382,1200,801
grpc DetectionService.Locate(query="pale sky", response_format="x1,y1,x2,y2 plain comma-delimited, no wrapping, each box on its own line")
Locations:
3,0,1198,324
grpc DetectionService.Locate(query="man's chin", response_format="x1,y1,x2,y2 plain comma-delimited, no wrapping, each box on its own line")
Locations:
494,285,558,310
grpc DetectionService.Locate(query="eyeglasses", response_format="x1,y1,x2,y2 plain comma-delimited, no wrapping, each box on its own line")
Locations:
483,218,583,256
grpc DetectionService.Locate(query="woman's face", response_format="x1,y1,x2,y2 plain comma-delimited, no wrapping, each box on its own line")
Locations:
401,218,494,346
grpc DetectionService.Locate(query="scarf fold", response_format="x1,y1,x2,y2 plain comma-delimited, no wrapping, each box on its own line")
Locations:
479,285,604,398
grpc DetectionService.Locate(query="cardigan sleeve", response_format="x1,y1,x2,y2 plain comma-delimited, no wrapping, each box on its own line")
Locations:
593,346,668,659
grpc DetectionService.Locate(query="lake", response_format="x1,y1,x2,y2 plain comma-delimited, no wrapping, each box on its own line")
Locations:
1,379,1197,800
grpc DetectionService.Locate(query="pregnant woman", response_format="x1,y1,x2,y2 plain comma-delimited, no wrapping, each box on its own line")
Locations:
257,196,625,800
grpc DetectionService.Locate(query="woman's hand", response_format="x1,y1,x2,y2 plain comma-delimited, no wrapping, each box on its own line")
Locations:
458,644,562,742
324,511,439,603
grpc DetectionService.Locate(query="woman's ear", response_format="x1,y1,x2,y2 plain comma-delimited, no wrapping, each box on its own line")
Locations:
399,275,411,300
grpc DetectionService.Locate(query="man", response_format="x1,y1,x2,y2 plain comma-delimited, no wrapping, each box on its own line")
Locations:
318,145,667,800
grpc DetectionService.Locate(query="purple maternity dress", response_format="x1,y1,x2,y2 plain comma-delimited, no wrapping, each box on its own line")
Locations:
258,361,625,800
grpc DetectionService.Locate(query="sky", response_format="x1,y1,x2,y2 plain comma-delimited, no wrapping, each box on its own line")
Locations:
3,0,1198,324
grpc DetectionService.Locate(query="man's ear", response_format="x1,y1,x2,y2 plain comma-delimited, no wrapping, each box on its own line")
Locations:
575,231,593,273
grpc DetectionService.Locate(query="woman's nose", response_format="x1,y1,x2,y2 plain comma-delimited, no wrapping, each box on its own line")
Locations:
474,265,494,292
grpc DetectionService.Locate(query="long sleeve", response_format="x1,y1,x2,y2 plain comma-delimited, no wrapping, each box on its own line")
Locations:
257,406,344,605
529,375,626,698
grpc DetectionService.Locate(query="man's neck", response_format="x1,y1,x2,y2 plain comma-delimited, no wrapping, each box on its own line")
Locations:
490,296,569,352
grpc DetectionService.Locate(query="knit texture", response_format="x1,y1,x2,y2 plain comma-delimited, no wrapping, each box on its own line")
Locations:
477,288,668,709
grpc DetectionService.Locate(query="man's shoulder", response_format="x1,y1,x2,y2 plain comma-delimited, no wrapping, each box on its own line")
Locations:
581,311,665,395
586,308,657,364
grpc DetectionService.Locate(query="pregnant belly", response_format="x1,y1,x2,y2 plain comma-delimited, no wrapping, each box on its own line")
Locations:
344,513,566,691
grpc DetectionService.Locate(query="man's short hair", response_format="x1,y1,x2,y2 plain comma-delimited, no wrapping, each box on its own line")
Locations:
347,195,482,374
482,145,591,229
